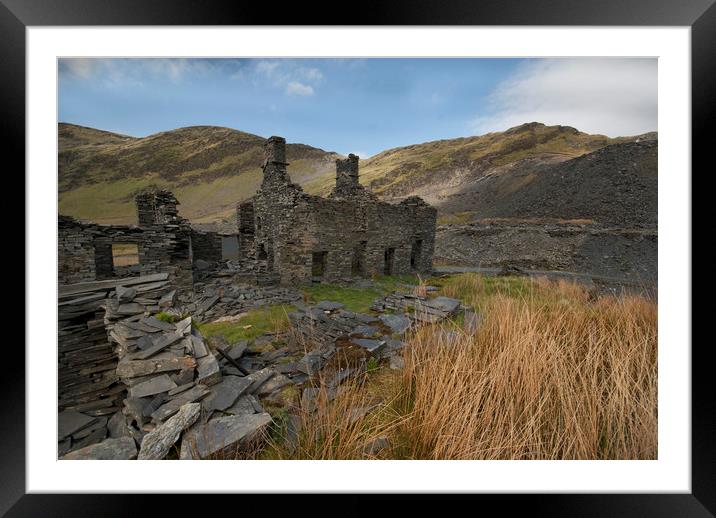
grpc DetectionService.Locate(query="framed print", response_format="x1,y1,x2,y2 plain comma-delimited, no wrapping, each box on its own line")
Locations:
5,0,710,515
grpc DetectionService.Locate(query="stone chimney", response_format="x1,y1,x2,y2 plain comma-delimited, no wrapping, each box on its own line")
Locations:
335,154,360,193
135,189,181,226
261,136,290,185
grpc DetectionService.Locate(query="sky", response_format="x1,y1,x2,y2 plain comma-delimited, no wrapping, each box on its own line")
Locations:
58,58,657,158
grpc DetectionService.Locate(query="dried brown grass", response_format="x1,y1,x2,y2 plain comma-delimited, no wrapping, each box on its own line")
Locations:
265,276,658,460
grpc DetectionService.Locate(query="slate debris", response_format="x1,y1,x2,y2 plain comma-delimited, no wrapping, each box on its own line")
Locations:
138,402,201,460
180,412,273,460
60,437,138,460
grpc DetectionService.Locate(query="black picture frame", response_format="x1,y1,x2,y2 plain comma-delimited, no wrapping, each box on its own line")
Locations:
5,0,708,515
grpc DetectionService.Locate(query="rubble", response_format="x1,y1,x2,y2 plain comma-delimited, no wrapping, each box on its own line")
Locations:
138,402,201,460
183,278,302,323
60,437,138,460
180,413,273,459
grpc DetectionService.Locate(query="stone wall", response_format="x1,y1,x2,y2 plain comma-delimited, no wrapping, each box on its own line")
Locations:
58,216,194,293
59,215,98,284
243,137,437,286
136,189,182,226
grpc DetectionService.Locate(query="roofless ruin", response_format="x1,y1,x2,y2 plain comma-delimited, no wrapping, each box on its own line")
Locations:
59,135,437,289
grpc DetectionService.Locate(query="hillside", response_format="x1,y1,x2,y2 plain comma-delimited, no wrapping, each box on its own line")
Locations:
441,139,658,228
58,122,655,227
304,122,654,205
58,123,340,224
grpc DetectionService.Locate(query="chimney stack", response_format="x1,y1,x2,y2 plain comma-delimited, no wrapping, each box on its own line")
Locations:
261,136,290,185
335,154,360,194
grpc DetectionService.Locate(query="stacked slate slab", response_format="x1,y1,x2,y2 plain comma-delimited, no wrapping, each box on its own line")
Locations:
371,293,462,324
181,277,302,323
57,273,177,456
98,286,273,460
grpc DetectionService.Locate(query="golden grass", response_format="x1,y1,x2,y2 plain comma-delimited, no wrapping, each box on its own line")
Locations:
400,289,657,459
263,275,657,460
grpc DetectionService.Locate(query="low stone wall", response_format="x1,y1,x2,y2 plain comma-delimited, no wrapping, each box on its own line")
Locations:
58,215,194,293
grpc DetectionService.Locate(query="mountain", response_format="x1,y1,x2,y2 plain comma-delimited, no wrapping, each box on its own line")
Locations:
58,123,341,224
339,122,655,219
58,122,655,227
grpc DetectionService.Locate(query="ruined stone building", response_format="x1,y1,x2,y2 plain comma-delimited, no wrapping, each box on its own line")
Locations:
237,136,437,285
59,136,437,291
58,190,222,292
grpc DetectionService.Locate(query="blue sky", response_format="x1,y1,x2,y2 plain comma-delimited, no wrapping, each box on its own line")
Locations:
58,58,657,157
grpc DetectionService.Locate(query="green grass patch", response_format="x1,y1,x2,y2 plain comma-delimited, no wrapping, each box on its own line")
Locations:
195,304,295,342
301,275,420,313
428,273,536,310
154,311,177,323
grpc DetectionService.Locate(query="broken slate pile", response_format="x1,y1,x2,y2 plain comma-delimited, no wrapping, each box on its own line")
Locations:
288,300,411,363
57,274,178,456
178,277,302,323
63,294,273,459
371,293,462,324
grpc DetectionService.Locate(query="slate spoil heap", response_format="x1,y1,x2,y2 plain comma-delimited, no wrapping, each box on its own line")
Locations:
59,274,467,460
59,274,274,460
58,274,177,456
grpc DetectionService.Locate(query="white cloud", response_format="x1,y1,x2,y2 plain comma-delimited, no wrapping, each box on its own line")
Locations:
285,81,314,96
472,58,657,137
236,60,323,96
62,58,97,78
255,61,281,77
59,58,215,87
299,67,323,82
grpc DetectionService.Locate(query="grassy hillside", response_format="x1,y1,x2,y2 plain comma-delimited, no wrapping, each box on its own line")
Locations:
58,123,340,224
305,122,651,198
58,121,654,225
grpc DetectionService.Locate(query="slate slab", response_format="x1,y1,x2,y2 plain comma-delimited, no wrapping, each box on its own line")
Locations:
128,374,177,399
317,301,345,311
142,316,177,332
132,332,184,360
245,368,275,394
58,410,98,441
423,296,461,314
191,335,209,358
116,356,196,378
116,286,137,302
296,352,326,376
108,410,133,439
389,355,405,370
158,290,176,308
117,303,146,316
61,437,137,460
351,338,386,354
175,317,192,336
196,353,222,386
202,376,252,413
150,384,210,422
223,395,259,417
363,436,389,456
180,413,272,460
379,314,412,335
138,402,201,460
